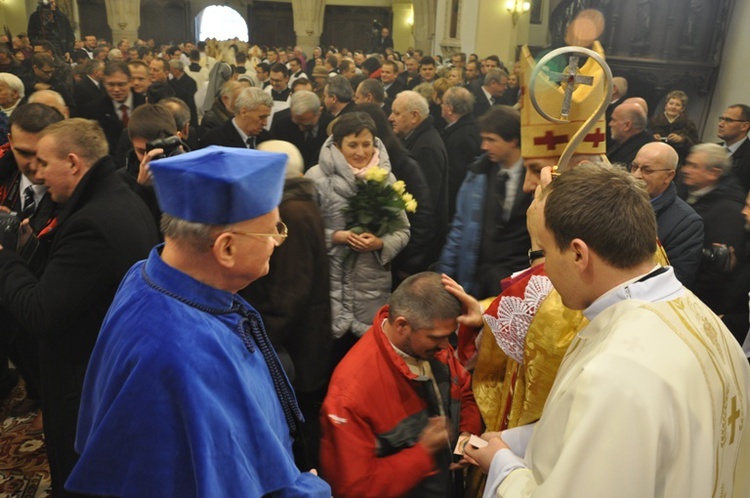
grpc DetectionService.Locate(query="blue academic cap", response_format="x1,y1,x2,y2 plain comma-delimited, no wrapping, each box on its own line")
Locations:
149,146,288,225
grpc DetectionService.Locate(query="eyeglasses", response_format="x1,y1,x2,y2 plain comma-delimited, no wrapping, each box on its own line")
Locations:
226,221,288,246
104,82,129,89
630,163,672,175
718,116,749,124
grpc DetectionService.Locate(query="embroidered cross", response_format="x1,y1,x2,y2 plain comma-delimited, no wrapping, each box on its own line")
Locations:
548,55,594,120
534,130,568,150
728,395,741,444
584,127,606,147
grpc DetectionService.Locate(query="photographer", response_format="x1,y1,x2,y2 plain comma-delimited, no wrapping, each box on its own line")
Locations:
120,103,186,228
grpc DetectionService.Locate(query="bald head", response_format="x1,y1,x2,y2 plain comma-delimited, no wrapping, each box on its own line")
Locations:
622,97,648,116
631,141,677,198
610,101,647,144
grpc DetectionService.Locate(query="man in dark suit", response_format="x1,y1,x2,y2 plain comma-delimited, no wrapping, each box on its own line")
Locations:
607,100,654,166
270,90,331,171
437,105,532,299
0,118,158,497
380,60,405,100
376,26,394,53
80,61,145,154
167,59,198,130
73,59,105,108
353,79,391,118
717,104,750,194
202,87,272,149
0,103,64,406
441,86,482,221
472,68,508,118
390,90,450,264
323,75,356,118
27,53,75,112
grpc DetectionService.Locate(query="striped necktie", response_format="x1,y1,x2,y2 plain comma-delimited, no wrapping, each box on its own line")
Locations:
21,185,36,220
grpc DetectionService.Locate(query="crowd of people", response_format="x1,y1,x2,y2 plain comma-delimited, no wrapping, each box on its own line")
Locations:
0,16,748,498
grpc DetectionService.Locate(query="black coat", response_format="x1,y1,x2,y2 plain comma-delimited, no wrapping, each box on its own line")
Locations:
652,182,704,288
471,86,493,118
270,109,333,171
677,175,746,314
441,113,482,220
239,177,332,393
73,77,105,111
169,73,199,128
80,91,146,154
728,138,750,195
0,156,159,496
200,98,233,138
383,79,405,100
389,151,438,277
401,115,450,253
606,130,654,166
200,117,270,149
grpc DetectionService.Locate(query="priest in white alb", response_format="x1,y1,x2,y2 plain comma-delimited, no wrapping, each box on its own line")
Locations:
466,164,750,498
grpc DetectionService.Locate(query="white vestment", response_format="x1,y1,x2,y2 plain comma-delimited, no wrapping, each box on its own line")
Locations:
486,267,750,498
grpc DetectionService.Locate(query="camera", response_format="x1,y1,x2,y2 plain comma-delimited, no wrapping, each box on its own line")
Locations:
701,244,733,272
660,137,670,143
146,136,185,160
0,211,20,251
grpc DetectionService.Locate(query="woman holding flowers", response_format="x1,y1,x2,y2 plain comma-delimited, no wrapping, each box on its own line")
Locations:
306,112,411,365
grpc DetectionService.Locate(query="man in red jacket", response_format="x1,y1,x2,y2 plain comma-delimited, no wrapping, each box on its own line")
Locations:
320,271,482,497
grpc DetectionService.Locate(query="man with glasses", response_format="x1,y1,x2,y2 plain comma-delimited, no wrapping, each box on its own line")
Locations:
677,143,746,316
631,142,703,287
717,104,750,193
81,61,145,154
28,53,75,112
66,146,331,497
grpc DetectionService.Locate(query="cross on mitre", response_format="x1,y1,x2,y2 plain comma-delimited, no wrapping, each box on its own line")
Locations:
547,56,594,121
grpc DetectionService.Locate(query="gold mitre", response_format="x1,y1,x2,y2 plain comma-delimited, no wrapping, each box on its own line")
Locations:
520,41,607,159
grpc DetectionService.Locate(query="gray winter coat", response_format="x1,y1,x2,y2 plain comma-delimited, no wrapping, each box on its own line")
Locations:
306,136,410,338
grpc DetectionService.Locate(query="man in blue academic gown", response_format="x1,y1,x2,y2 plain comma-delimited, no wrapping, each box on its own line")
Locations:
66,146,331,497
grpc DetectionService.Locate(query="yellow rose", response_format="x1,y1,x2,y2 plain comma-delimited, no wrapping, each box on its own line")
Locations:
392,180,406,194
401,192,414,203
373,167,388,182
405,199,418,213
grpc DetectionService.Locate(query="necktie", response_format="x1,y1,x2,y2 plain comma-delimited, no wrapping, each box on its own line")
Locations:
246,137,256,149
236,302,303,436
490,97,496,105
21,186,36,220
119,104,129,127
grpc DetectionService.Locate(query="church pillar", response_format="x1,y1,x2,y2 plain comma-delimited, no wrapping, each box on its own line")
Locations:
105,0,140,45
291,0,325,58
413,0,437,54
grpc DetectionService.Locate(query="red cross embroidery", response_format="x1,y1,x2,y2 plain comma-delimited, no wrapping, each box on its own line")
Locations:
534,131,568,150
584,127,605,147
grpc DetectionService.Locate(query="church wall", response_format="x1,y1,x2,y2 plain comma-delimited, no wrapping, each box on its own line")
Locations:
392,1,415,53
474,0,523,65
1,0,31,35
705,0,749,142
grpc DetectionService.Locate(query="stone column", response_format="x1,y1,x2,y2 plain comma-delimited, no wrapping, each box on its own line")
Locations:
291,0,325,58
413,0,437,54
105,0,140,45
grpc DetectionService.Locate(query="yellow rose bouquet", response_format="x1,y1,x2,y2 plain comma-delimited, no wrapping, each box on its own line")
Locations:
344,166,417,238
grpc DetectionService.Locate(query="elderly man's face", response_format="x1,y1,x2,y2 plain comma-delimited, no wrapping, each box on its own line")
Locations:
405,58,418,73
609,106,631,143
226,208,283,287
681,151,722,190
237,104,271,136
631,145,675,199
292,110,319,132
0,82,19,108
389,97,419,137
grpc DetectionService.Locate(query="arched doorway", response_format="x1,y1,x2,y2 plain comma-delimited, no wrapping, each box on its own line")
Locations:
196,5,249,41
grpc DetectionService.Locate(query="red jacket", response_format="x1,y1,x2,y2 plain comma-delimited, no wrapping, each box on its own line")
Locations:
320,305,481,497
